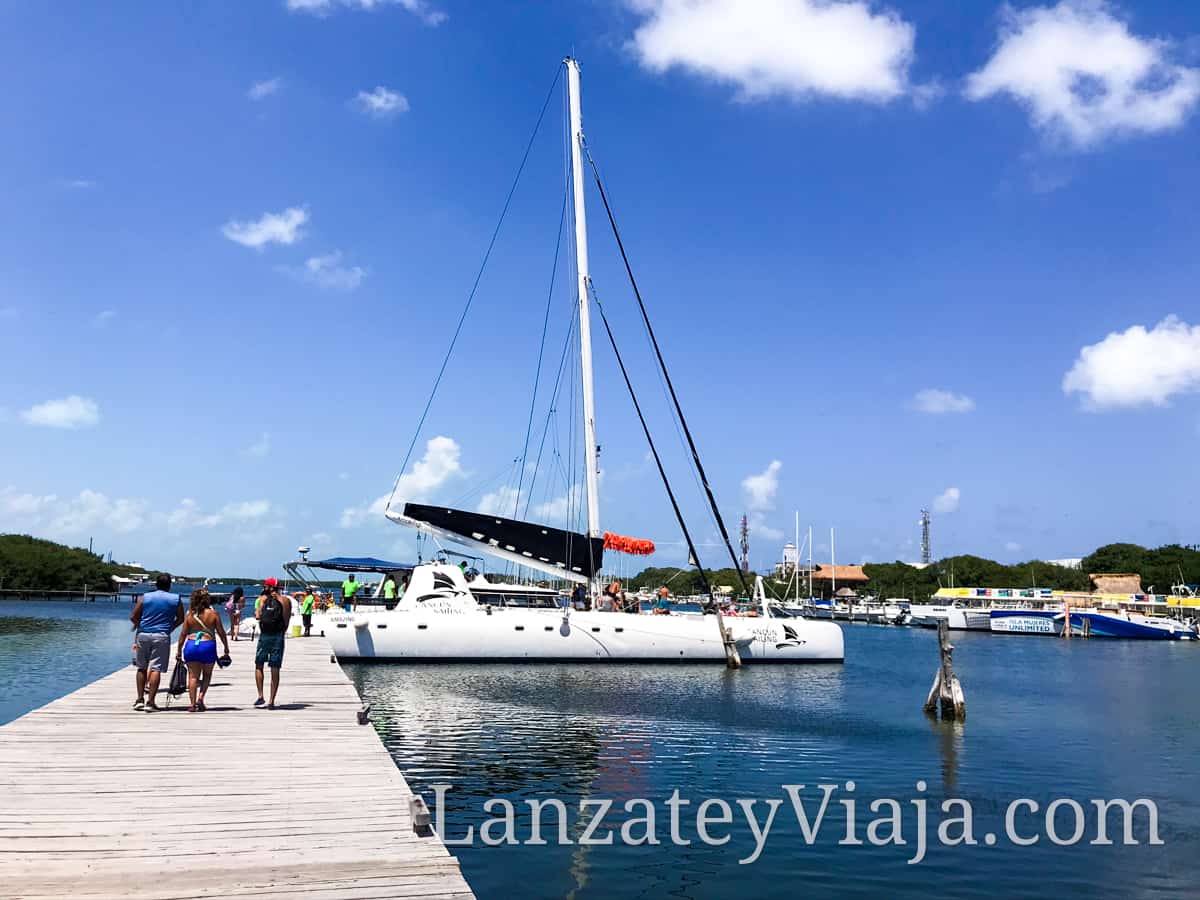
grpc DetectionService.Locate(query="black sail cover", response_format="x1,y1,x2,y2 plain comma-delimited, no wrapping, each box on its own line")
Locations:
404,503,604,577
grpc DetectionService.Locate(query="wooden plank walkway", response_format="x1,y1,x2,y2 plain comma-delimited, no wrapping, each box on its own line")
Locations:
0,635,477,900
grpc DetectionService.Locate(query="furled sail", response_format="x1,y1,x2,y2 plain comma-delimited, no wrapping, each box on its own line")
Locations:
403,503,603,577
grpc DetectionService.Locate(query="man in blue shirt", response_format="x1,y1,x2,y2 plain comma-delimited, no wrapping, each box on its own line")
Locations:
130,574,184,711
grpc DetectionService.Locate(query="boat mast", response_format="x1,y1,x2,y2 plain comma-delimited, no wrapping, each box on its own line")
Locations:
808,525,813,599
565,57,602,588
831,527,837,596
794,512,800,604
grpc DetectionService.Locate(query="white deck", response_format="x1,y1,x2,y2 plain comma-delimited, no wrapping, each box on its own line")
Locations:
0,635,476,900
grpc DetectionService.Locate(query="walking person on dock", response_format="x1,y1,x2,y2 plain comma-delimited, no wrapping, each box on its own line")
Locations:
254,581,291,709
176,588,231,712
225,586,245,641
301,587,315,637
130,574,184,711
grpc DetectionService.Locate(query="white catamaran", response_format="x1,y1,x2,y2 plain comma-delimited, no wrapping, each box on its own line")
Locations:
302,59,844,664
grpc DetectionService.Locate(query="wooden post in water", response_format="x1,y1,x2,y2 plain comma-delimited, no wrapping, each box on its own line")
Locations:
714,607,742,669
923,619,966,721
1062,601,1071,640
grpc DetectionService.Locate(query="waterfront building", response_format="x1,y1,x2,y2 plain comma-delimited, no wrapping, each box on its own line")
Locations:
809,564,870,600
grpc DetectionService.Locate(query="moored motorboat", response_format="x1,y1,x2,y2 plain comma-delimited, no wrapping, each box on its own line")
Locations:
989,607,1197,640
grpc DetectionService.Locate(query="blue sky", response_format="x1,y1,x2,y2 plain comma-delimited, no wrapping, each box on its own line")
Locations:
2,0,1198,577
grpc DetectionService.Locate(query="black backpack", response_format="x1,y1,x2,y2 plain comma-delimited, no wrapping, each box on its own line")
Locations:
259,594,285,634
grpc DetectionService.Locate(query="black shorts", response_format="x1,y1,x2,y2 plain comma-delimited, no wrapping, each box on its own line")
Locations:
302,613,313,628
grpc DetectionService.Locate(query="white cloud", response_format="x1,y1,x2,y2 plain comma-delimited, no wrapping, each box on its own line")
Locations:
911,388,975,414
532,485,585,527
166,499,220,531
353,86,410,119
749,512,784,541
244,432,271,458
1005,541,1023,553
61,178,96,190
52,491,147,535
167,498,275,532
222,206,308,250
284,251,367,291
742,460,782,512
1,486,146,536
92,309,116,328
0,488,59,519
20,395,99,430
966,1,1200,149
932,487,961,514
477,485,520,517
0,485,285,553
248,77,283,101
337,472,350,480
341,435,462,527
628,0,917,103
1062,315,1200,410
222,500,273,520
286,0,445,26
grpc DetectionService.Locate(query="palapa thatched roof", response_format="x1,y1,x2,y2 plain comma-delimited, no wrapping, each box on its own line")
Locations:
1089,573,1143,594
810,564,869,583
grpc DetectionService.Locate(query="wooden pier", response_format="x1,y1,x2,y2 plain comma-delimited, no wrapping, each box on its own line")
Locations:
0,636,477,900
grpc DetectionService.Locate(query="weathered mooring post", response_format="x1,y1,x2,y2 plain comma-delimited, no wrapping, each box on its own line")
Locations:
714,607,742,669
923,619,966,721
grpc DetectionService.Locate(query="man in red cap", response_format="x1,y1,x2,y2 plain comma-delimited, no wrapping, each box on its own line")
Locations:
253,578,291,709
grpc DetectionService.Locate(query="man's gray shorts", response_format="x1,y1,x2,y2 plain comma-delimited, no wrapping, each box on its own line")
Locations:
134,633,171,673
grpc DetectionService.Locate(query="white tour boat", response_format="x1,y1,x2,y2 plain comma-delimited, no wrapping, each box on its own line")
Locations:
291,59,843,664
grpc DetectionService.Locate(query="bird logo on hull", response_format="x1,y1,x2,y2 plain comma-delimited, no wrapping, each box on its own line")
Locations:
775,623,807,649
416,571,468,604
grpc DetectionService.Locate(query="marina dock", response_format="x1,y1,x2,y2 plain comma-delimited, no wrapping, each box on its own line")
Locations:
0,635,477,900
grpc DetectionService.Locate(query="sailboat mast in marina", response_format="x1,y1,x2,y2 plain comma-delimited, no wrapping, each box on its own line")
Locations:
566,58,603,596
299,57,846,663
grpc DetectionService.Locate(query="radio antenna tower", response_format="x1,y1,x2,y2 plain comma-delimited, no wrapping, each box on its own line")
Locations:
920,509,932,564
739,514,750,572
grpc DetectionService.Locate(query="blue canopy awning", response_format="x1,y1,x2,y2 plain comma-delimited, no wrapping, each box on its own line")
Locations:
303,556,415,573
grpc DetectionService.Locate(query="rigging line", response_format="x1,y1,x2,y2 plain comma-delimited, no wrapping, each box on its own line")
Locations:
583,144,751,597
384,65,563,515
523,306,578,519
513,191,569,518
589,280,714,599
448,457,521,508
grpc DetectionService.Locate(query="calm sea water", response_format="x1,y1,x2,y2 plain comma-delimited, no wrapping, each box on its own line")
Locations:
3,599,1197,898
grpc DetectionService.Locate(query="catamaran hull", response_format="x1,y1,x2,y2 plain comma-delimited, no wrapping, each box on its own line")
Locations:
312,608,844,663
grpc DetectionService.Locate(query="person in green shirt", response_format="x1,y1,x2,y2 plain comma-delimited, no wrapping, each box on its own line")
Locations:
383,577,397,605
301,589,316,636
341,575,359,612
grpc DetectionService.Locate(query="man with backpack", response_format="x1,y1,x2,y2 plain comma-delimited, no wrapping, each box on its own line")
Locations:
254,578,291,709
